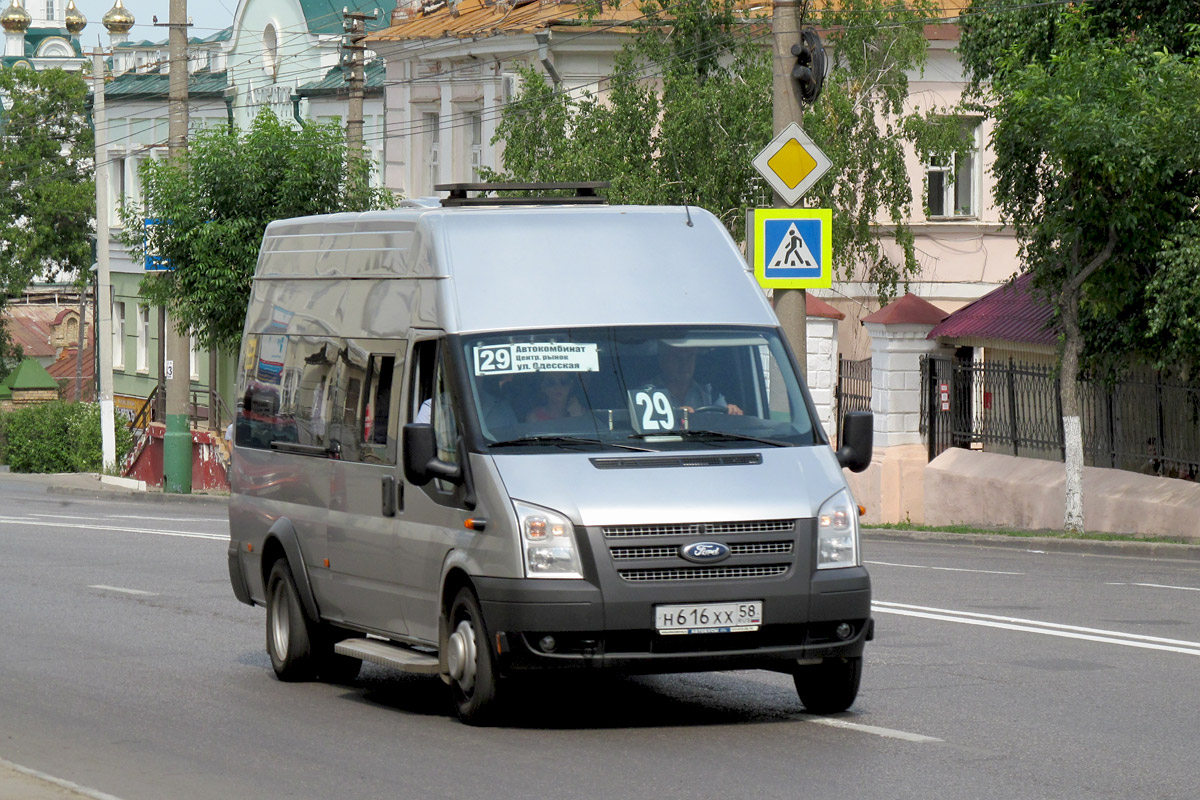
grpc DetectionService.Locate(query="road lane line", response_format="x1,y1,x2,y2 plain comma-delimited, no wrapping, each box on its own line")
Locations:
873,602,1200,656
866,560,1022,575
1107,582,1200,593
88,585,157,596
0,756,130,800
803,717,942,743
0,517,227,541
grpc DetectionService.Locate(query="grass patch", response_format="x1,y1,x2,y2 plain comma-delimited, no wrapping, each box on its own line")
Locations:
863,522,1194,546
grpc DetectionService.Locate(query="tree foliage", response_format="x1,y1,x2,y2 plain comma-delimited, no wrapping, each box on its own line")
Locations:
117,110,395,354
960,4,1200,374
488,0,960,298
0,66,94,298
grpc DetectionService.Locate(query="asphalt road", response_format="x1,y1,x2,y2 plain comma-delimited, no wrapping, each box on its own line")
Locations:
1,475,1198,800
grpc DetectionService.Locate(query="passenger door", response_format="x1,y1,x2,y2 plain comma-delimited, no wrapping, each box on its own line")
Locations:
394,336,476,644
324,341,409,635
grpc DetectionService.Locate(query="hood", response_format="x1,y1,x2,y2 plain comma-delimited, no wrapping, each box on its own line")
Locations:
489,445,849,527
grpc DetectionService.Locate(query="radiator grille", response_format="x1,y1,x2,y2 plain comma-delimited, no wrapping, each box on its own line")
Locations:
619,565,790,582
610,541,794,560
603,519,795,538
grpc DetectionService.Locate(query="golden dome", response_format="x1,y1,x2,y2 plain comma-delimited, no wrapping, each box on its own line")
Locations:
102,0,135,34
1,0,32,34
65,0,86,35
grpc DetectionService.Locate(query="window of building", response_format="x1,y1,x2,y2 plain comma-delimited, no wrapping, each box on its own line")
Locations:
112,301,125,370
189,330,200,381
46,1,57,20
136,304,149,372
926,120,981,219
470,111,483,183
263,24,279,78
423,112,440,194
112,156,126,208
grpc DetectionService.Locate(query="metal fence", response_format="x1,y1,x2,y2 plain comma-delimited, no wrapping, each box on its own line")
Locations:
836,357,872,442
920,355,1200,480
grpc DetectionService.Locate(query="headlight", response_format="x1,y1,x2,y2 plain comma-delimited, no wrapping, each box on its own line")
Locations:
816,488,860,569
514,501,583,579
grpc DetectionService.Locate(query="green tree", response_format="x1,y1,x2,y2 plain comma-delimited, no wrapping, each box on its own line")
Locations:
959,4,1200,531
0,66,94,318
117,110,395,355
489,0,960,294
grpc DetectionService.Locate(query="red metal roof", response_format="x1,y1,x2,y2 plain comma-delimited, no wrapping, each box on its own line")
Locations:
927,273,1057,346
861,292,948,326
806,293,844,320
2,305,59,359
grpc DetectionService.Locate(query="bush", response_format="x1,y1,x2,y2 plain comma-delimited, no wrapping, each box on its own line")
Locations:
4,401,132,474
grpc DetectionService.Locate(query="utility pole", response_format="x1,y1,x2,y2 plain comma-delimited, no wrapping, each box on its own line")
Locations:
162,0,191,493
91,49,117,472
341,8,375,187
772,0,808,376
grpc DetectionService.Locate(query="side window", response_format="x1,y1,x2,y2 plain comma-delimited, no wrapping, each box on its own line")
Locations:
327,346,367,462
237,333,295,449
432,351,459,492
359,351,403,464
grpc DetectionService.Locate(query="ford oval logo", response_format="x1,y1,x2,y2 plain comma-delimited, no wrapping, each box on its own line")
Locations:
681,542,731,563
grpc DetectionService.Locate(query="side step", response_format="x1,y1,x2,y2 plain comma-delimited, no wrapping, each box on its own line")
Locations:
335,638,442,675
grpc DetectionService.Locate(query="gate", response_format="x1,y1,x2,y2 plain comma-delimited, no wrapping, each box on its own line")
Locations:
920,354,954,460
835,357,872,442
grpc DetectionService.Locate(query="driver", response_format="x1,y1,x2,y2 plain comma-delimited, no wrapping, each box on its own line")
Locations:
656,342,743,415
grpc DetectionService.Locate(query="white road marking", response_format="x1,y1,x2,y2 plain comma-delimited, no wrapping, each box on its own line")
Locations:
88,585,157,596
0,756,130,800
803,717,942,743
30,513,224,524
1107,582,1200,593
866,560,1022,575
873,601,1200,657
0,516,227,541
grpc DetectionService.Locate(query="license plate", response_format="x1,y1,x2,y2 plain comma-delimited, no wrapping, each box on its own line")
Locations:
655,601,763,635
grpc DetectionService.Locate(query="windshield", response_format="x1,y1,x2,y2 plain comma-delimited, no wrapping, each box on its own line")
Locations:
459,326,821,452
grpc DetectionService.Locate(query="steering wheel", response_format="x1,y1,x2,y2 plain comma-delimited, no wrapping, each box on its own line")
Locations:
691,405,728,414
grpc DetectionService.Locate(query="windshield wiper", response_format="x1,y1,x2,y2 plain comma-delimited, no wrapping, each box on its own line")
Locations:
627,429,791,447
489,435,653,452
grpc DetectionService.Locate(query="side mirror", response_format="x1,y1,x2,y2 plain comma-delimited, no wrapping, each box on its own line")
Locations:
836,411,873,473
403,422,462,486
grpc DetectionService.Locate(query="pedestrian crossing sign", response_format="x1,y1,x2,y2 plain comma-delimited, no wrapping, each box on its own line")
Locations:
750,208,833,289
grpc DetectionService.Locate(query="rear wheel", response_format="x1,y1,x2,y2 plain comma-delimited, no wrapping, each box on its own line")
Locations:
794,656,862,714
446,587,501,725
265,560,317,681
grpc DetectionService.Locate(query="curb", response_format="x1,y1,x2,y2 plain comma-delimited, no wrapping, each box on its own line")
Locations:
864,528,1200,562
48,485,228,505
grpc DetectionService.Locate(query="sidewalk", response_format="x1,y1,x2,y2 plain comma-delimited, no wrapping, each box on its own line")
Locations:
0,758,120,800
0,468,227,506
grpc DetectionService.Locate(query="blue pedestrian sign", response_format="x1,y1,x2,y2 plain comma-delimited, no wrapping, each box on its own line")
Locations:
750,208,832,289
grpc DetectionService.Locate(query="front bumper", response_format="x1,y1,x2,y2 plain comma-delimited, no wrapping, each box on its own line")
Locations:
474,567,871,674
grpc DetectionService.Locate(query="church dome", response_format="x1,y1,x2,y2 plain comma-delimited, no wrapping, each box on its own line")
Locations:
65,0,87,35
102,0,135,35
1,0,32,34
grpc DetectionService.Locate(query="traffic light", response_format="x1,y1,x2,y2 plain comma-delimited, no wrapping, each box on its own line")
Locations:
791,28,826,105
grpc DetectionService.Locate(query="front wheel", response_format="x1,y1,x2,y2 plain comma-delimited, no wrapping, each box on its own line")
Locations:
445,587,501,725
794,656,862,714
265,559,318,682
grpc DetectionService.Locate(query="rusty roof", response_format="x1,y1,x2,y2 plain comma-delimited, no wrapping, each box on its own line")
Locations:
367,0,964,43
3,305,60,359
928,272,1057,346
368,0,752,42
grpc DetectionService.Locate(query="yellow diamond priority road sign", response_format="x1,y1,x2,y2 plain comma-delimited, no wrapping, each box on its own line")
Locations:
752,122,832,206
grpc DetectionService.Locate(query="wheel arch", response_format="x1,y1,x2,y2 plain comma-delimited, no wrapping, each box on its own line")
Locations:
260,518,321,622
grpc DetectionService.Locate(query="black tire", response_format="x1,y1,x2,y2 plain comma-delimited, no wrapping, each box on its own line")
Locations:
265,559,318,682
313,626,362,684
445,587,501,725
794,656,862,714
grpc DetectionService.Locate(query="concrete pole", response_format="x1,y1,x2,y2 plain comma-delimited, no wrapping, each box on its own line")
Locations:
164,0,191,493
771,0,808,378
92,49,117,472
